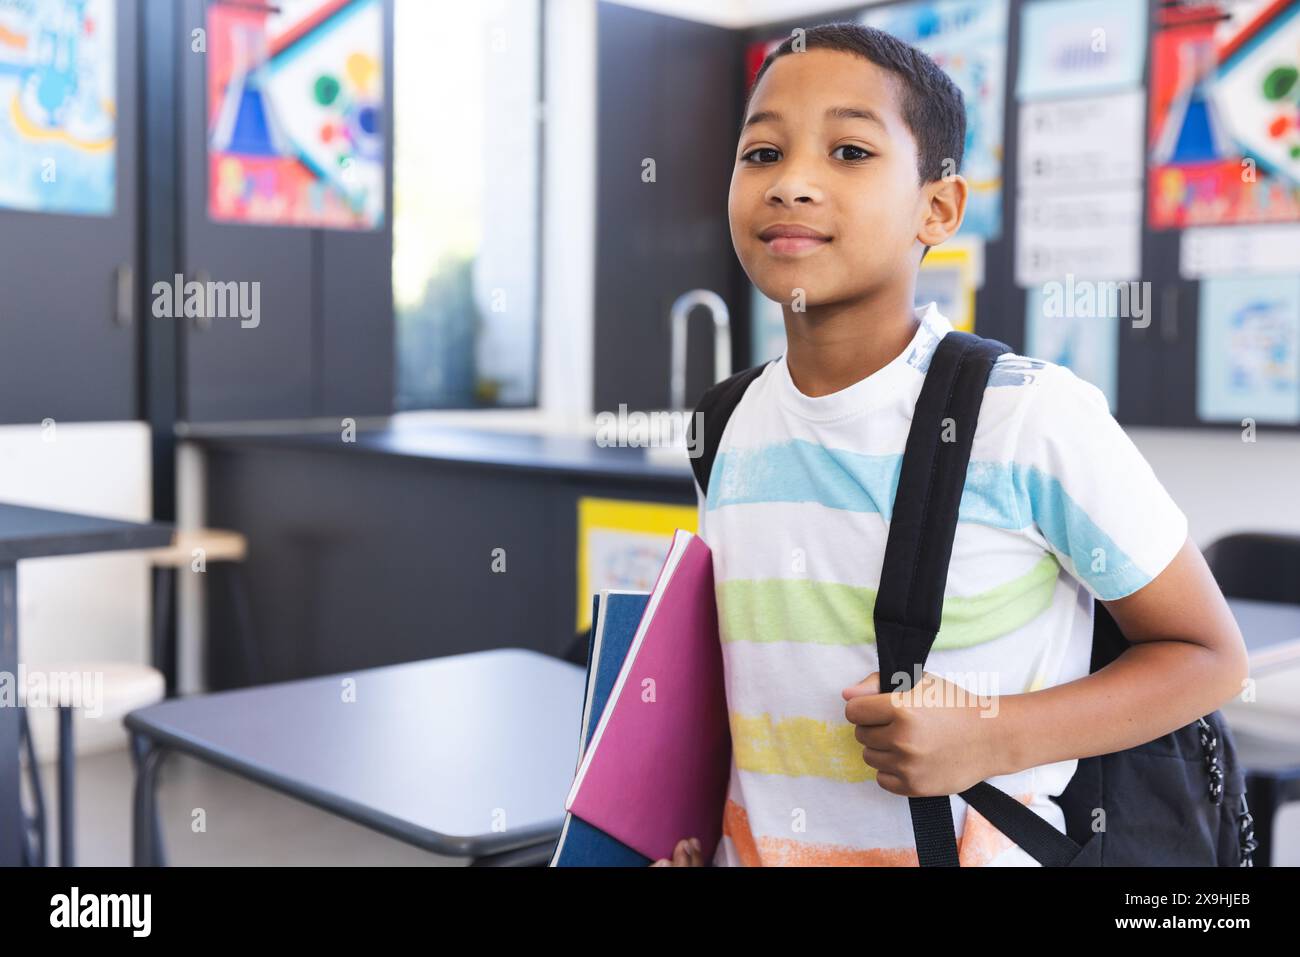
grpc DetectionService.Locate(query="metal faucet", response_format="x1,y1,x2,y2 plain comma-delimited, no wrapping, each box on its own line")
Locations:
669,290,731,411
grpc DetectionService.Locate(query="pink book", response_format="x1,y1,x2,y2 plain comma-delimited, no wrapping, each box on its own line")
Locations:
563,529,731,862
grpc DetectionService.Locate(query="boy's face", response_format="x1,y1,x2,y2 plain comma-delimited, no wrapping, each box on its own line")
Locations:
729,49,963,310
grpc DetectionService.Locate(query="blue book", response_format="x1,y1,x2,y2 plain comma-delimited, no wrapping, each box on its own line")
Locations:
550,590,652,866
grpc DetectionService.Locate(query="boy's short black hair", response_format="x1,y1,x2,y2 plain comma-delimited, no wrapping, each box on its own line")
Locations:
746,22,966,186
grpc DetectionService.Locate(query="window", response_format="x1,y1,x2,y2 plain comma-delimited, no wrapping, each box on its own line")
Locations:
392,0,543,409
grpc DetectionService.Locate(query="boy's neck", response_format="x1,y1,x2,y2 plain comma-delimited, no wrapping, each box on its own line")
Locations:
781,285,921,398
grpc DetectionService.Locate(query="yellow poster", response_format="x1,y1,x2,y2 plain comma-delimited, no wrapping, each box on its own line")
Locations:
575,497,697,633
917,245,978,333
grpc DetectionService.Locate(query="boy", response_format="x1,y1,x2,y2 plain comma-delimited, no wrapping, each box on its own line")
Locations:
653,23,1247,867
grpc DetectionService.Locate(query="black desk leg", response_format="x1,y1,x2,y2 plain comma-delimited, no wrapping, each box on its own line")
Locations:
58,706,74,867
226,564,263,686
0,562,20,866
131,735,168,867
18,707,46,866
152,567,177,698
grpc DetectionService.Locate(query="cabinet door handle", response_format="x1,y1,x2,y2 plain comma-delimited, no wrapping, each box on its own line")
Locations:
115,263,134,327
192,270,213,331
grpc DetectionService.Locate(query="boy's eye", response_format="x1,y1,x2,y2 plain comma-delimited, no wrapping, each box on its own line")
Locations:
741,146,780,164
832,144,873,161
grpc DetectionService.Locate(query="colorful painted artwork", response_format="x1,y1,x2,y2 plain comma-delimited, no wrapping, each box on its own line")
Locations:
1025,288,1120,412
0,0,115,216
1149,0,1300,229
744,36,782,93
1198,276,1300,424
1017,0,1148,100
861,0,1009,240
208,0,384,229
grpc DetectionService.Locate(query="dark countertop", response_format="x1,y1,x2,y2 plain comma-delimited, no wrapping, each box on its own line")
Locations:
183,424,697,489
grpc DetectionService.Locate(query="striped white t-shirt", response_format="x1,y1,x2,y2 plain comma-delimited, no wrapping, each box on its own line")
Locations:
694,301,1189,866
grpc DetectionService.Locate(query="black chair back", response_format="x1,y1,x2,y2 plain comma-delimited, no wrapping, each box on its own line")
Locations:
1204,533,1300,605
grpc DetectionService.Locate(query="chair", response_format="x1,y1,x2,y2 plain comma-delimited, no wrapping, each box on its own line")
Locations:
1206,532,1300,866
18,527,251,866
145,528,262,695
19,662,165,866
1204,533,1300,607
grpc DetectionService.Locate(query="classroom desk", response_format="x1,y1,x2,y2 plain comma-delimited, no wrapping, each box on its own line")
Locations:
1228,598,1300,672
125,649,585,866
0,502,173,867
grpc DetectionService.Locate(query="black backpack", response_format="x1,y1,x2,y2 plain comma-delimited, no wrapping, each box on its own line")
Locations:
687,330,1257,866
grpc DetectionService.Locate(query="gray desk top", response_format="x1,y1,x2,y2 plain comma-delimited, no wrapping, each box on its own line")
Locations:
124,648,586,859
0,503,173,563
1228,597,1300,671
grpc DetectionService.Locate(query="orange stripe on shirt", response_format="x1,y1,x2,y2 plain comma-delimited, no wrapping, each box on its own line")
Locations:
721,792,1038,866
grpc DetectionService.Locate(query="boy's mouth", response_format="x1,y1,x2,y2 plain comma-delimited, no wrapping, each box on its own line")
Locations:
758,223,832,256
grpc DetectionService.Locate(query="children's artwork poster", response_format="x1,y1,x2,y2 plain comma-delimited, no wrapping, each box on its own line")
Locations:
575,498,697,634
1016,187,1142,284
1149,0,1300,229
0,0,115,217
916,245,976,332
861,0,1009,241
1180,223,1300,277
208,0,384,230
1025,288,1120,411
1198,276,1300,423
1018,91,1145,191
744,35,784,92
1017,0,1148,100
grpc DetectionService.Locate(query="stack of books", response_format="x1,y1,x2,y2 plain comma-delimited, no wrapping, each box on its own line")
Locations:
550,530,730,866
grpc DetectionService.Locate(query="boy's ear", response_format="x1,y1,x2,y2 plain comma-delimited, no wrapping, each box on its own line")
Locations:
917,173,968,251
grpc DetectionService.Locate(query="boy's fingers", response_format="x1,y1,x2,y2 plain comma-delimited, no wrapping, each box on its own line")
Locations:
654,838,704,866
841,672,881,699
673,840,691,865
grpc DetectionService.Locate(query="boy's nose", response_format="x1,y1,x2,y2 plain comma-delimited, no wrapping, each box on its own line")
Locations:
765,168,824,205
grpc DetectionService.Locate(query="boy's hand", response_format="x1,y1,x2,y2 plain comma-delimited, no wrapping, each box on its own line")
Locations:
651,837,705,866
842,671,1003,797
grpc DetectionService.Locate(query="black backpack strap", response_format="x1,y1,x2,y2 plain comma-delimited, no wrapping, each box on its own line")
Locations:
686,360,775,496
960,781,1080,866
876,329,1081,867
874,331,1004,866
874,332,1009,698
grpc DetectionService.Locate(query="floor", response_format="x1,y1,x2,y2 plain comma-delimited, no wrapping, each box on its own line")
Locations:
31,747,463,866
24,745,1300,867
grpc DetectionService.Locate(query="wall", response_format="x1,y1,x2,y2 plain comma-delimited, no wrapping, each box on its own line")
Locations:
0,424,153,666
1131,427,1300,545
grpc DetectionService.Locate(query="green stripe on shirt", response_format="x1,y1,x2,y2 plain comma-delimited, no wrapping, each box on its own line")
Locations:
717,553,1061,650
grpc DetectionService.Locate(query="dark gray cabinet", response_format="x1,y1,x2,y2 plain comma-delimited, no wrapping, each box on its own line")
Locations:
593,2,745,415
0,0,140,425
177,0,394,423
